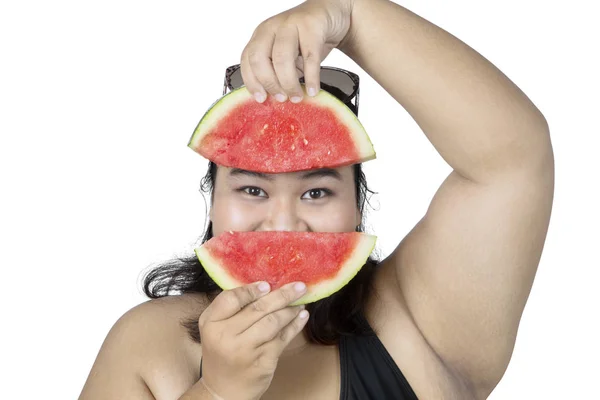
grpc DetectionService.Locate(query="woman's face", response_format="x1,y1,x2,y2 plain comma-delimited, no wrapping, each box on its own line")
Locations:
210,165,361,236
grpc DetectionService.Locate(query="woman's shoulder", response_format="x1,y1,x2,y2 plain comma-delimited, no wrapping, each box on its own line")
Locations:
119,292,209,340
134,292,210,321
80,293,208,399
121,292,209,361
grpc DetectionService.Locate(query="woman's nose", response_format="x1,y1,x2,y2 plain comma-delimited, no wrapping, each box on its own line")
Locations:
261,198,308,232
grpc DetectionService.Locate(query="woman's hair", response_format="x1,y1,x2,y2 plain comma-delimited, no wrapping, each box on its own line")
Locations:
142,161,378,345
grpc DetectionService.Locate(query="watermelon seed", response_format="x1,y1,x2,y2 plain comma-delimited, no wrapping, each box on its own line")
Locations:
291,125,295,131
263,124,269,129
303,139,308,145
291,145,295,151
327,150,331,155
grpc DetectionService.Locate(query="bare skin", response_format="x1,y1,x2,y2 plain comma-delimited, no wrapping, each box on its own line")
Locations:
79,0,554,399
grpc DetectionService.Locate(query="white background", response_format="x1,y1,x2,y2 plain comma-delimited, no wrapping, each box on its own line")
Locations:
1,0,598,398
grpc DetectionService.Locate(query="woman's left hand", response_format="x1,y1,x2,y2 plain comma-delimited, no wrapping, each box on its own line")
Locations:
240,0,356,104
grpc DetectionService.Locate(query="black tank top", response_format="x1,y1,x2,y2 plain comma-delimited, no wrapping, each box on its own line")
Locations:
339,313,418,399
199,313,418,399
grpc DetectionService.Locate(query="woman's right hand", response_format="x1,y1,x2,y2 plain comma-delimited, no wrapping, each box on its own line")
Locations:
198,281,310,400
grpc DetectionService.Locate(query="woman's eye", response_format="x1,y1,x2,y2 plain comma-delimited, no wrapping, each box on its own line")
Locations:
302,188,330,200
241,187,267,197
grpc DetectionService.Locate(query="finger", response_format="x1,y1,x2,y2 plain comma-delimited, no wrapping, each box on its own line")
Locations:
240,48,267,103
244,305,306,347
272,25,304,102
202,281,271,323
294,56,305,78
245,34,287,102
231,281,308,334
298,36,322,97
260,308,309,354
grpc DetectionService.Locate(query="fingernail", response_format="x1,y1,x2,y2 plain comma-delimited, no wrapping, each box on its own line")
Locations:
294,282,306,293
299,310,309,319
275,93,287,102
258,282,270,292
254,92,266,103
290,96,302,103
308,87,317,97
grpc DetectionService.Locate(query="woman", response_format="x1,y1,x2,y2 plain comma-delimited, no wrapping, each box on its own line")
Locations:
79,0,554,399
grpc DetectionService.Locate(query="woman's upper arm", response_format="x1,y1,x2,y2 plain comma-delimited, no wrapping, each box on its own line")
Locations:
79,302,159,399
384,161,554,395
79,294,207,400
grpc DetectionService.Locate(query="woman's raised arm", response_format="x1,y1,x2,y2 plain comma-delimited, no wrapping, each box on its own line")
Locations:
340,0,554,395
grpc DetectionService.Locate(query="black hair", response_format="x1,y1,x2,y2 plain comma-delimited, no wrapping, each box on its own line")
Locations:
142,160,379,345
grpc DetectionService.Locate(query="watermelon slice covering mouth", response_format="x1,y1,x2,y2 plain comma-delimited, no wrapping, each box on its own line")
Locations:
194,231,377,305
188,86,376,173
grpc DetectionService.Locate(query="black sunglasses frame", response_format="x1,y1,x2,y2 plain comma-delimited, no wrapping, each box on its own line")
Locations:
223,64,360,116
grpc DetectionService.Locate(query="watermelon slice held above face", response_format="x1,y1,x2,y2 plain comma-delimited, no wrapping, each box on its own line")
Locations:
188,86,376,173
194,231,377,305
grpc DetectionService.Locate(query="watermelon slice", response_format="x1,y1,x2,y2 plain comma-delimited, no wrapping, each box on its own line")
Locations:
194,231,377,305
188,86,376,173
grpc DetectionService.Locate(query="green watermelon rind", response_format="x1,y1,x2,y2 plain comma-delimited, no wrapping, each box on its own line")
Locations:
187,86,376,169
194,232,377,306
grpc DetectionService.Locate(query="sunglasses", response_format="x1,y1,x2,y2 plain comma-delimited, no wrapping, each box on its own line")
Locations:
223,64,360,116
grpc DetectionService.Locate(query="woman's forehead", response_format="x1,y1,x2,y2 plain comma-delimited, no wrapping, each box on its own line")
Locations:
217,165,355,182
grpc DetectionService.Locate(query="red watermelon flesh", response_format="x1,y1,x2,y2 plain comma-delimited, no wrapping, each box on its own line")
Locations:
194,231,377,305
188,87,376,173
